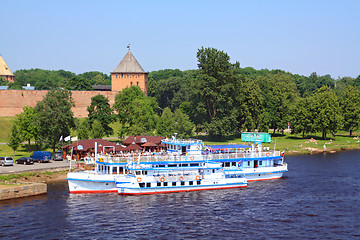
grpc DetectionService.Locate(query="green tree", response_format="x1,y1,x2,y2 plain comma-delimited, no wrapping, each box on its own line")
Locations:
77,118,90,140
65,76,93,90
192,47,239,136
128,97,158,135
156,107,175,137
8,125,22,157
113,86,146,136
87,94,114,136
235,77,263,132
35,89,75,153
342,86,360,136
313,86,342,139
90,119,104,139
14,106,38,151
291,97,315,138
257,73,298,134
173,109,194,138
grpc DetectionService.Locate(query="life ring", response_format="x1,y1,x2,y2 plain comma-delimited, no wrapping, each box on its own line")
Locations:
190,156,194,160
196,175,201,180
266,152,270,157
137,177,142,182
160,177,165,182
179,176,184,181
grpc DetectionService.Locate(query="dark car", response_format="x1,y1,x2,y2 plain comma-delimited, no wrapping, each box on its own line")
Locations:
15,157,34,165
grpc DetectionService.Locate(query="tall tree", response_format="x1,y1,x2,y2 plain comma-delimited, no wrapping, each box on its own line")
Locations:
173,109,194,138
156,107,175,137
113,86,158,136
87,94,114,136
35,89,75,153
14,106,38,151
291,97,315,138
312,86,342,139
341,86,360,136
257,73,298,134
193,47,239,136
8,125,22,157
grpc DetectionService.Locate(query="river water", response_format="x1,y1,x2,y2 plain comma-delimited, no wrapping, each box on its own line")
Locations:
1,150,360,239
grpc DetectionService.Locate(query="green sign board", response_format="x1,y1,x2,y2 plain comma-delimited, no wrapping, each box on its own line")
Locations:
241,132,271,143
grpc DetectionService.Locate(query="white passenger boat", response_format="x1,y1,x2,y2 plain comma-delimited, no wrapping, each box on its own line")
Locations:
67,136,287,194
115,162,247,195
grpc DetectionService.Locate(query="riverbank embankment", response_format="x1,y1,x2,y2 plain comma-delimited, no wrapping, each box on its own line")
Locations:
0,168,69,201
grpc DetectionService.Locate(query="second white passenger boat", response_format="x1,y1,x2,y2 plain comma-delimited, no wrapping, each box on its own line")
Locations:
115,162,247,195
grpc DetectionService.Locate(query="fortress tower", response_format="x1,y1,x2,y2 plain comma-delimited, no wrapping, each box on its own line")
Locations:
0,55,15,83
111,50,148,94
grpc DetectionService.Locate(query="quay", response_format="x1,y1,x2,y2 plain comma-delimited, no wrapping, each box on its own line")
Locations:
0,161,70,201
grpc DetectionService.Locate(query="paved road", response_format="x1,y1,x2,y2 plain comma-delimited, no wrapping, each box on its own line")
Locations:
0,160,70,174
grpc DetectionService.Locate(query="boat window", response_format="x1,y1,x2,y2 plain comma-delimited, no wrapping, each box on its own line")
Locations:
146,183,151,188
225,162,230,167
232,162,236,166
112,167,117,174
248,161,250,166
181,181,185,186
189,181,193,185
190,163,199,167
212,169,215,173
163,182,168,186
222,163,225,167
197,181,201,185
259,161,262,165
172,182,176,186
119,167,124,174
136,171,141,175
142,171,148,175
157,182,161,187
159,165,165,168
180,164,188,167
168,164,177,167
139,183,145,188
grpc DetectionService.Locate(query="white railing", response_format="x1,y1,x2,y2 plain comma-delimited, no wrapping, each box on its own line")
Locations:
97,150,281,164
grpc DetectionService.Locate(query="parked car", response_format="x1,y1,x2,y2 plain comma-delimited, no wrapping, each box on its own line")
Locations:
30,151,52,163
15,157,34,165
53,150,63,161
0,156,14,166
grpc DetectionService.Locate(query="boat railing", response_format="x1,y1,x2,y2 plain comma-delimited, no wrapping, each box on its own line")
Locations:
97,150,281,164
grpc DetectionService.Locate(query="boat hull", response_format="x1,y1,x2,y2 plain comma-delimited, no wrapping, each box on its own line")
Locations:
67,172,121,193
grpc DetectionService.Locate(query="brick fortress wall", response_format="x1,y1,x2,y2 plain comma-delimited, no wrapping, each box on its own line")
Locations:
0,90,116,117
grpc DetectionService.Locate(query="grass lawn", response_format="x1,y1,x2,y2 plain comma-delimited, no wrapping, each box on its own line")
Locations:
0,116,15,143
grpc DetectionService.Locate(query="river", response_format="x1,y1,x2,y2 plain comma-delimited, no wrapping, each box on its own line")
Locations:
1,150,360,239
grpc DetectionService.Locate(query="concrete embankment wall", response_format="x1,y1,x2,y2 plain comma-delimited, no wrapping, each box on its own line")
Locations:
0,183,47,201
0,90,117,117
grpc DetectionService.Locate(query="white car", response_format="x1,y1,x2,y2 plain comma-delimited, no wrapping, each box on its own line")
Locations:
0,156,14,166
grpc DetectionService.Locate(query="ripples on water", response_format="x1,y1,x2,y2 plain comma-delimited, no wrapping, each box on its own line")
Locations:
1,150,360,239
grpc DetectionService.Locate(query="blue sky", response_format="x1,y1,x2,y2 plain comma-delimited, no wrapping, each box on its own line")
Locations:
2,0,360,78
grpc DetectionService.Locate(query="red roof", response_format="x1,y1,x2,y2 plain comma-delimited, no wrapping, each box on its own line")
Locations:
141,142,158,147
123,135,166,146
62,139,122,153
125,142,143,151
